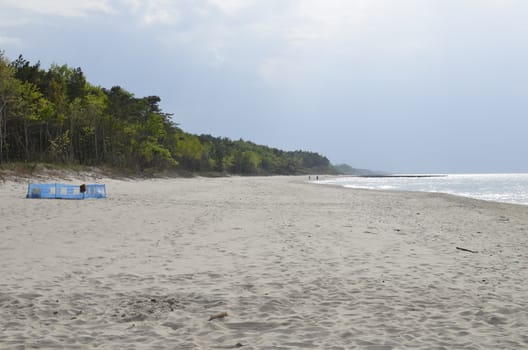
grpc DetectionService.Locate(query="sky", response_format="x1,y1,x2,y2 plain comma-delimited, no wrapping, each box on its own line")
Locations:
1,0,528,173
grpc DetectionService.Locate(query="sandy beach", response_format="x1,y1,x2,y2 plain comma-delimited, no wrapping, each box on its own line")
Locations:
1,175,527,349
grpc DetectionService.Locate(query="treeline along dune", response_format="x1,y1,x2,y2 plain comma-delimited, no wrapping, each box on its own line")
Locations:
0,53,334,175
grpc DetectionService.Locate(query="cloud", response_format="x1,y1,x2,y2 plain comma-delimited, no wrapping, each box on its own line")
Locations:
0,18,31,28
4,0,526,88
119,0,181,25
206,0,255,16
233,0,438,84
0,0,114,17
0,0,438,68
0,35,22,46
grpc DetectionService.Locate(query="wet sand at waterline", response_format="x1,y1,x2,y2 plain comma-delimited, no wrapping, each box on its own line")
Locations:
1,176,527,349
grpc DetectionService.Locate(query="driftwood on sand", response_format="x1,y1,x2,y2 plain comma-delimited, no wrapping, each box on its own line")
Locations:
208,312,228,321
456,246,478,253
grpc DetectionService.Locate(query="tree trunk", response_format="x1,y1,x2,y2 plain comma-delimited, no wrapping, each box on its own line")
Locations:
24,116,29,161
0,105,4,163
0,99,8,163
94,123,99,163
70,117,74,162
39,124,43,159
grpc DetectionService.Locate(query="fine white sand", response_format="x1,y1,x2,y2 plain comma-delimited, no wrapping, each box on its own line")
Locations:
1,175,527,349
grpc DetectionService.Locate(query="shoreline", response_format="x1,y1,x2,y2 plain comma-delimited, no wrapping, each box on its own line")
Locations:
1,176,528,349
313,174,528,207
5,169,527,207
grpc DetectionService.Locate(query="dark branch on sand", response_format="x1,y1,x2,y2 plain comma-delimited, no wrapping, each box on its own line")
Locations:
456,246,478,253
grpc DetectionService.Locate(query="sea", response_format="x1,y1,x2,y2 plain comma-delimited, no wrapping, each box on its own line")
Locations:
317,173,528,206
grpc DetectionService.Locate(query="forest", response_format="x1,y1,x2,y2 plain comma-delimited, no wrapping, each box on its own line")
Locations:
0,52,336,176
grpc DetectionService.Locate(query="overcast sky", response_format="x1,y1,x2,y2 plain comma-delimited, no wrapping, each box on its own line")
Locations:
1,0,528,173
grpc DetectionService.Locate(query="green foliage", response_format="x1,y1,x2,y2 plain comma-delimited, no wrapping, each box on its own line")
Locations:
196,135,332,175
174,133,202,171
0,53,336,175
